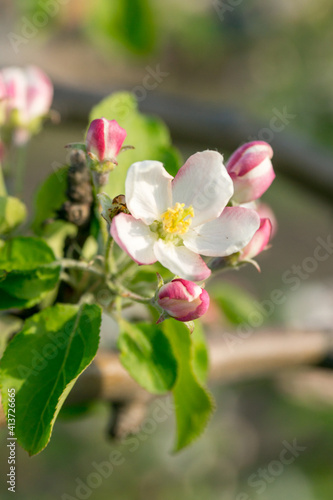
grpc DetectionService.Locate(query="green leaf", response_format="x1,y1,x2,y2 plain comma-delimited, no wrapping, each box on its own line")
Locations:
88,0,156,55
89,92,182,198
163,320,214,452
42,220,78,258
192,321,209,385
212,282,258,326
0,315,23,357
158,145,183,178
32,166,68,235
127,262,171,296
16,0,61,28
0,237,61,310
0,303,102,455
118,321,177,394
112,0,156,54
0,196,27,235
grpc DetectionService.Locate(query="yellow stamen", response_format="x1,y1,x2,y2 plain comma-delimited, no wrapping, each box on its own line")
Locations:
161,202,194,235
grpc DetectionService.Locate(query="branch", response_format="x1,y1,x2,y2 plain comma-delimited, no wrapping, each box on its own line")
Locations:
1,328,332,429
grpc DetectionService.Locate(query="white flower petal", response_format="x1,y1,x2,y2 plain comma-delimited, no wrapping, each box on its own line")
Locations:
153,239,211,281
111,213,157,265
126,161,173,224
172,150,233,227
183,207,260,257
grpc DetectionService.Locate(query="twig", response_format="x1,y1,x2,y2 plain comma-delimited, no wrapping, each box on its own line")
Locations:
60,258,105,277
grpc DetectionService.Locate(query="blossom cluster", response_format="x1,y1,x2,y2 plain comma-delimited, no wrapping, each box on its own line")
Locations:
89,118,276,324
0,61,276,327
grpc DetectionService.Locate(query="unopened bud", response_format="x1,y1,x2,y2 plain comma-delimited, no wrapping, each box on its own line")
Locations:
227,141,275,203
157,278,210,322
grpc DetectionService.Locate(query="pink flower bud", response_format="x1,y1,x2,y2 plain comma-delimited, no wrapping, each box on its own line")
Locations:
227,141,275,203
0,66,53,145
240,217,272,262
86,118,127,163
157,278,210,322
255,202,277,238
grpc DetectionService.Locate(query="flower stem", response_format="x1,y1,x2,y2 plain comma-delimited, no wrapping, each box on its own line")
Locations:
0,164,6,196
105,235,116,274
60,258,105,277
14,145,27,197
115,282,152,304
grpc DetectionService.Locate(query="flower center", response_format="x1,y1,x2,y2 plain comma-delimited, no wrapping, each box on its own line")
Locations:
160,202,194,236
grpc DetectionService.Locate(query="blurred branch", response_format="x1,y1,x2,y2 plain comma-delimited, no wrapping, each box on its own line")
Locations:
54,85,333,202
1,328,332,428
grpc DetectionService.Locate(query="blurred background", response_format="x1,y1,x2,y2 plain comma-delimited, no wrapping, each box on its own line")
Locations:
1,0,333,498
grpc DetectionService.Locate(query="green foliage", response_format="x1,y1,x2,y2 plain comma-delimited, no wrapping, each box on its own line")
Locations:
0,315,23,357
89,92,182,198
119,319,213,452
126,263,172,296
191,321,209,385
119,321,177,394
0,303,102,455
0,237,61,310
42,220,78,259
163,320,214,452
0,195,27,235
32,166,68,235
89,0,157,55
110,0,156,54
212,282,258,326
16,0,63,27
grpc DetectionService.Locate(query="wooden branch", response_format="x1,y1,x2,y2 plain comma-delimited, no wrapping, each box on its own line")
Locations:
208,329,333,382
1,329,332,428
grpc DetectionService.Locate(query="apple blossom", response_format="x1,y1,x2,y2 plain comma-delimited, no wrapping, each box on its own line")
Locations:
157,278,210,322
0,66,53,145
239,217,272,265
111,150,260,281
226,141,275,203
86,118,127,169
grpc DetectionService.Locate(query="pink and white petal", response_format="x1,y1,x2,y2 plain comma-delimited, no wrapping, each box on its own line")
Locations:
111,213,157,265
231,157,275,203
172,150,233,227
1,67,26,120
25,66,53,122
126,160,173,224
241,218,272,261
0,74,6,100
227,141,273,176
86,119,107,160
153,239,211,281
183,206,260,257
105,119,127,158
255,202,277,238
